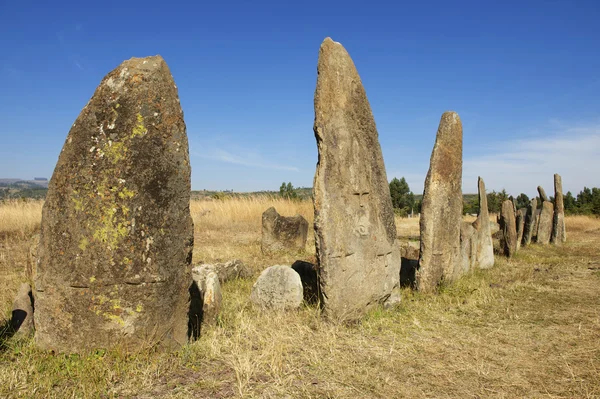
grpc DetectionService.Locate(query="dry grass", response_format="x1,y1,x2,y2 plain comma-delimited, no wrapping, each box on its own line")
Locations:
1,198,599,398
0,199,43,238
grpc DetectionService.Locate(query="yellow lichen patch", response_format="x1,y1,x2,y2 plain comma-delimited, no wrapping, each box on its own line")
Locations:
131,113,146,138
79,237,89,251
89,275,96,283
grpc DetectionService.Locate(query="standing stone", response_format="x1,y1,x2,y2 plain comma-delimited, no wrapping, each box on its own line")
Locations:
417,112,463,292
538,186,549,202
522,198,538,247
34,56,193,353
536,201,554,245
261,207,309,254
313,37,400,319
516,208,526,250
499,200,517,257
457,222,476,277
551,174,567,244
471,177,494,269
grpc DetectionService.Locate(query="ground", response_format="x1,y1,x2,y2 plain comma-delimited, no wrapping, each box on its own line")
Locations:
1,198,599,398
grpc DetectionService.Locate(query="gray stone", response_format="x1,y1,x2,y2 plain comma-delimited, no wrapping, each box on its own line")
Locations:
11,283,34,336
34,56,193,353
417,112,463,292
538,186,549,202
191,265,223,327
250,265,303,310
195,259,250,283
536,201,554,244
551,174,567,244
499,200,517,257
458,222,477,277
471,177,494,269
312,37,400,319
261,207,309,254
522,198,538,247
489,221,500,235
516,208,526,250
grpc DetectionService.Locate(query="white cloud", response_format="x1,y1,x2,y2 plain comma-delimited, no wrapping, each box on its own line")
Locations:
463,122,600,196
192,147,300,172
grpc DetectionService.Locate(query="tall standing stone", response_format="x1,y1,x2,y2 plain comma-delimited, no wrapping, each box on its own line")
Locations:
516,208,526,250
551,174,567,244
471,177,494,269
536,185,554,245
499,200,517,257
417,112,463,292
35,56,194,353
522,198,537,247
313,38,400,319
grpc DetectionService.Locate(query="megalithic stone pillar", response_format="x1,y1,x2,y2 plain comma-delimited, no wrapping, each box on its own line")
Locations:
522,198,537,246
536,185,553,245
499,200,517,257
417,112,463,292
551,173,567,244
471,177,494,269
313,38,400,320
34,56,194,353
538,186,549,202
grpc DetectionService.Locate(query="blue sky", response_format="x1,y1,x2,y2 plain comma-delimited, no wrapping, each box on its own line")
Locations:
1,0,599,197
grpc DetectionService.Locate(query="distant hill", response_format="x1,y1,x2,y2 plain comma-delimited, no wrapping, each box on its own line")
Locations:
0,178,49,200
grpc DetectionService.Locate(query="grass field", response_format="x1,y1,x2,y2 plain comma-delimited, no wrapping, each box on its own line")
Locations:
1,198,599,398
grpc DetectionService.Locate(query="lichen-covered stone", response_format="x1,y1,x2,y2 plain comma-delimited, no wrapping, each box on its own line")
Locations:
313,37,400,319
551,174,567,244
34,56,193,353
417,112,463,292
499,200,517,257
471,177,494,269
522,198,538,247
537,201,554,245
261,207,308,254
457,222,476,277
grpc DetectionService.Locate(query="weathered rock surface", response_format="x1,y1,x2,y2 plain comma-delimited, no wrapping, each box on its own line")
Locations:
291,260,320,305
312,37,400,319
458,222,477,277
471,177,494,269
261,207,308,254
400,241,420,288
537,201,554,244
538,186,549,202
11,283,34,336
250,265,303,310
194,259,250,283
551,174,567,244
522,198,538,247
490,221,500,235
499,200,517,257
34,56,194,353
516,208,526,250
189,265,223,337
417,112,463,291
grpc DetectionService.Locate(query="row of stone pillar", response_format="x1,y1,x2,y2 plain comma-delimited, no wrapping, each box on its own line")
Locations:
499,174,567,257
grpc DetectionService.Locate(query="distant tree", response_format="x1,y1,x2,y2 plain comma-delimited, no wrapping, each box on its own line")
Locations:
564,191,576,214
389,177,415,217
515,193,529,210
279,182,298,200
